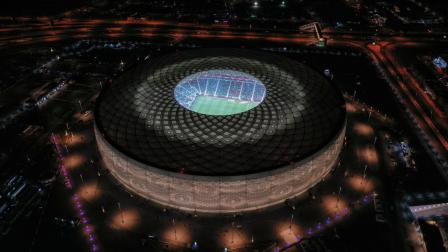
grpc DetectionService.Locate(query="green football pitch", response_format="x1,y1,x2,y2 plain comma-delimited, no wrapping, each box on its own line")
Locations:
190,95,259,116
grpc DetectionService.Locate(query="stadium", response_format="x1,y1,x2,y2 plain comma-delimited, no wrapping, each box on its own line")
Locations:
94,49,346,213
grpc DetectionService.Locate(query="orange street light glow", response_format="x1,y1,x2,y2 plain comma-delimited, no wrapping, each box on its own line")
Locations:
63,153,87,170
110,208,141,231
77,182,101,202
353,123,374,137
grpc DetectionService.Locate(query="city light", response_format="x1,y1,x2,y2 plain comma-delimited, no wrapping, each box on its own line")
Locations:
220,228,248,248
77,182,102,202
357,146,379,165
162,222,192,246
109,208,141,231
353,122,375,137
63,153,87,170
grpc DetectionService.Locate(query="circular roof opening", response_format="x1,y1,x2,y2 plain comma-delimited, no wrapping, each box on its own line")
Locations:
174,70,266,116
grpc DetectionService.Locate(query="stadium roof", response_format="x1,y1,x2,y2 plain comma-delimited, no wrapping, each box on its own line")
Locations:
95,49,346,176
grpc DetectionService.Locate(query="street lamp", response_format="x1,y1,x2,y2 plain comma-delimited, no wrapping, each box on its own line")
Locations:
289,213,294,233
118,202,124,224
231,221,235,244
336,186,342,209
172,218,177,240
78,99,83,111
362,164,368,185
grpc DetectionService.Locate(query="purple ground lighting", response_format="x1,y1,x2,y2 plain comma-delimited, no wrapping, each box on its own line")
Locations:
51,134,99,252
278,192,375,251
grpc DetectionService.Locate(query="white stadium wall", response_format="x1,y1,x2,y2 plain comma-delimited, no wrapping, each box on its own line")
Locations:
95,122,346,213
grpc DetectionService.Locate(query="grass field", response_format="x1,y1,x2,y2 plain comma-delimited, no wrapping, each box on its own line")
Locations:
191,95,259,115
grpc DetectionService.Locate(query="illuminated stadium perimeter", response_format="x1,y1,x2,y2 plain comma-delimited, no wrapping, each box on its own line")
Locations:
95,49,346,213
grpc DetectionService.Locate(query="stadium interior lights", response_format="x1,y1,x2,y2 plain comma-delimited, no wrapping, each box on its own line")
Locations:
174,69,266,116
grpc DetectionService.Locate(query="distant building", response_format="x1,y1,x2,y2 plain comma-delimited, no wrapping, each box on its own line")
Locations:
0,175,43,235
433,56,447,69
369,14,387,27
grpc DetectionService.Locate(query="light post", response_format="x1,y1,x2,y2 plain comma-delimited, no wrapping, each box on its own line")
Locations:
362,164,368,185
94,178,99,199
336,186,342,210
172,218,177,240
118,202,124,224
78,99,83,111
289,213,294,234
231,221,235,244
